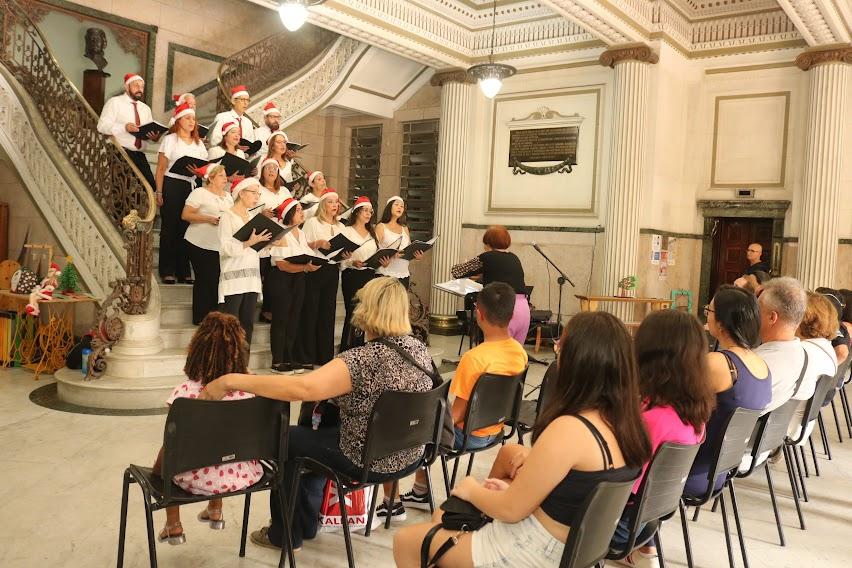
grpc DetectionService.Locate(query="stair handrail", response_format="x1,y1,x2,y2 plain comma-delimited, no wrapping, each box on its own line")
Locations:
215,25,339,123
0,0,156,377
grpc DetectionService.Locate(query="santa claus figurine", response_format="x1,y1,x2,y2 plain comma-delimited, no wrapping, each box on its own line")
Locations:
25,263,61,316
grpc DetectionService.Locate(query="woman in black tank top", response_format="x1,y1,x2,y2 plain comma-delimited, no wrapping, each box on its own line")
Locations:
393,312,651,568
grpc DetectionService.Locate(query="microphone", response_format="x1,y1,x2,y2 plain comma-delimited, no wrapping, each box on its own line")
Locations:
531,242,543,253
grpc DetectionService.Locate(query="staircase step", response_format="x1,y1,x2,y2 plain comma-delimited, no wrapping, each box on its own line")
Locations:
160,322,271,349
158,282,192,304
101,346,272,379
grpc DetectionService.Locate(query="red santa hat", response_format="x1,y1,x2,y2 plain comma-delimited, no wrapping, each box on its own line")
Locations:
172,92,192,106
262,101,281,116
230,177,258,199
319,188,339,202
307,170,323,185
259,157,279,172
194,164,216,180
230,85,249,100
173,102,194,121
124,73,144,86
221,121,239,135
352,196,372,212
275,198,299,222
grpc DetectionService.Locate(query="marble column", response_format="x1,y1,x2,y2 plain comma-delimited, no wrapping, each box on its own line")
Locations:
429,69,474,333
599,45,658,321
795,47,851,290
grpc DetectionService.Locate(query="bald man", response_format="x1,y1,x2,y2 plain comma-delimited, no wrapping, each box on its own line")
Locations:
745,243,771,275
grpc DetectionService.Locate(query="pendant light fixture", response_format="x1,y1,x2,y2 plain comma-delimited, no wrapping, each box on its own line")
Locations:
279,0,325,32
467,0,516,99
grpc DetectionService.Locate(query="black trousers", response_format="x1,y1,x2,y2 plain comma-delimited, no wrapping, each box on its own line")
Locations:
301,264,339,365
186,242,219,325
260,257,272,315
220,292,258,346
266,426,421,549
159,177,192,280
268,269,306,365
125,149,156,189
340,268,377,351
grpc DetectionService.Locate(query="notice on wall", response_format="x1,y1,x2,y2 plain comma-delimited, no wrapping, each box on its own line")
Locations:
651,234,662,265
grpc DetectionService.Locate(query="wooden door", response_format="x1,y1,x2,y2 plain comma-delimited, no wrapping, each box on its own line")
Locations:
709,218,773,295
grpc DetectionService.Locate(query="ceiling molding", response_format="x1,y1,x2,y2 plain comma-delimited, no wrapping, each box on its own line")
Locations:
774,0,852,45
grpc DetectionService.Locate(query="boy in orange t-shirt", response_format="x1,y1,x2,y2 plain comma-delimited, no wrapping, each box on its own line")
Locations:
392,282,528,515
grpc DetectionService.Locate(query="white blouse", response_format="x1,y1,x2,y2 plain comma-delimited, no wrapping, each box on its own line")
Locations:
300,192,323,222
207,146,247,161
217,209,263,302
302,216,344,245
258,185,292,212
269,228,314,265
184,188,233,251
340,225,378,270
375,224,411,279
159,133,208,182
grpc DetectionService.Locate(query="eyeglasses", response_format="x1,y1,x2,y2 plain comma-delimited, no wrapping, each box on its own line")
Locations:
241,189,259,195
703,304,715,316
746,249,760,253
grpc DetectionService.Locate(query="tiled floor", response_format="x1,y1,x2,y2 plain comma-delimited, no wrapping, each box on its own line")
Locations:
2,335,851,567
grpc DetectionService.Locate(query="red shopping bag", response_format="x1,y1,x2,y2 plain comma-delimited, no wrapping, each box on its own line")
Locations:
318,479,375,532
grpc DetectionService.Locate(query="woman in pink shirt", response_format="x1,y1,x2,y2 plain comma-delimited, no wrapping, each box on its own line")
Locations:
611,310,717,567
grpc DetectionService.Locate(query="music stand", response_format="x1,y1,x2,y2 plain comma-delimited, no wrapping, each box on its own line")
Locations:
531,243,574,338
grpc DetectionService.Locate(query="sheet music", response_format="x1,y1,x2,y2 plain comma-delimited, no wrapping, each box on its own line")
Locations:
433,278,483,297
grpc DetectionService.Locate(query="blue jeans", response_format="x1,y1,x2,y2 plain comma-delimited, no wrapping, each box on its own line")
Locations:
453,426,498,450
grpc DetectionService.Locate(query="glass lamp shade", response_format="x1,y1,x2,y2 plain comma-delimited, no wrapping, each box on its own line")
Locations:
279,2,309,31
478,77,503,99
467,63,516,99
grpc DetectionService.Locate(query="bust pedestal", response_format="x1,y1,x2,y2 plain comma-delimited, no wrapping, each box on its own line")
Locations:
83,69,110,114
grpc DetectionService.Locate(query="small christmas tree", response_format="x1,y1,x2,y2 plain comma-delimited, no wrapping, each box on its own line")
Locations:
58,256,80,293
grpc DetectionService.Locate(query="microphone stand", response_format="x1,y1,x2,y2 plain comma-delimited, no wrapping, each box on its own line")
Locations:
532,244,575,339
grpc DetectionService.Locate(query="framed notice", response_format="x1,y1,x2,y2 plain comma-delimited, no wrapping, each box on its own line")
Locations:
488,88,602,214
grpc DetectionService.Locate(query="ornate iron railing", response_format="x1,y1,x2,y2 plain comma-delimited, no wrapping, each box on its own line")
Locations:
0,0,155,377
216,25,338,115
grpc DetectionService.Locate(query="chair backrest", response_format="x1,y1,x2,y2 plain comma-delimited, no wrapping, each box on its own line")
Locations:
737,399,798,477
791,374,837,443
360,381,450,478
560,478,637,568
464,368,527,437
825,358,852,406
633,442,702,527
162,397,289,500
701,406,761,499
534,361,558,418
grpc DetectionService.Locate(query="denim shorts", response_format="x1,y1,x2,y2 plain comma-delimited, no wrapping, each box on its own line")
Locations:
454,427,498,450
471,514,563,567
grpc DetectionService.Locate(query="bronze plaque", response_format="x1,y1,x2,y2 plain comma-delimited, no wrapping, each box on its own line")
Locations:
509,126,578,165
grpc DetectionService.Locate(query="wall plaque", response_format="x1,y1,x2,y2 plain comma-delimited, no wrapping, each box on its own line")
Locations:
507,107,583,175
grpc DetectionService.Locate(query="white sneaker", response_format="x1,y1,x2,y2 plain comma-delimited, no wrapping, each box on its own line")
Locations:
611,549,660,568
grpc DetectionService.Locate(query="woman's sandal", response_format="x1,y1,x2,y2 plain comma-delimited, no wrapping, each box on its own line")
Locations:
198,507,226,530
158,521,186,545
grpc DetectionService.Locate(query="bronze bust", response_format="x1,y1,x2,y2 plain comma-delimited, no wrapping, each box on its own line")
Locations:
84,27,108,72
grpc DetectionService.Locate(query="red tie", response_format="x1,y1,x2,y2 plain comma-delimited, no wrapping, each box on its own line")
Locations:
236,114,243,141
132,102,142,149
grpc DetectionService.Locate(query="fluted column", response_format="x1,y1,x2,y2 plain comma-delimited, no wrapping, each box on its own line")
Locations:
795,47,851,290
599,45,658,321
429,69,474,333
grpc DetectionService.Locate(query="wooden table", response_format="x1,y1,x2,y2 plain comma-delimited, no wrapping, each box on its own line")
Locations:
0,290,98,380
575,295,673,313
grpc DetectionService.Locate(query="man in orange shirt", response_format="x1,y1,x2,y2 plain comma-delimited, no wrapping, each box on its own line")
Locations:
381,282,528,519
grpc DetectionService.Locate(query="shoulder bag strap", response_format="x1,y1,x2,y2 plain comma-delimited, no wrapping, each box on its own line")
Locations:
791,348,810,398
420,524,462,568
377,337,442,387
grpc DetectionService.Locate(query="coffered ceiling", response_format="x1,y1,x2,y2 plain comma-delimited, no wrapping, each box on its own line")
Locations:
248,0,852,67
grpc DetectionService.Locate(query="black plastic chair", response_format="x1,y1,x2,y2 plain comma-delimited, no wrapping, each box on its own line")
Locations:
607,442,701,566
680,406,761,568
819,357,852,449
456,292,480,355
289,382,449,568
440,368,527,493
733,399,799,547
560,478,638,568
506,361,557,444
782,373,838,525
116,397,292,568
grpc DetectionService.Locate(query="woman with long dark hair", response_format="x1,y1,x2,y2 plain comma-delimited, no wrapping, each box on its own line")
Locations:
393,311,652,567
375,196,423,289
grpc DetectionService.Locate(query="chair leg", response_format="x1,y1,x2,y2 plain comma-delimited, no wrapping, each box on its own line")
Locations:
365,482,380,537
457,330,465,356
791,445,808,501
117,469,131,568
142,499,158,568
718,493,736,568
423,465,436,514
239,493,251,557
830,399,843,443
691,504,701,522
782,446,806,530
338,483,356,568
277,488,297,568
449,454,462,489
764,463,785,546
711,495,720,513
656,529,666,568
728,482,750,568
383,480,399,530
465,453,475,476
840,385,852,437
808,436,820,477
678,501,695,568
817,413,832,460
799,445,810,478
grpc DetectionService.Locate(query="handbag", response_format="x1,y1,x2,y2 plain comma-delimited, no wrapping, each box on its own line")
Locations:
376,337,455,450
420,496,492,567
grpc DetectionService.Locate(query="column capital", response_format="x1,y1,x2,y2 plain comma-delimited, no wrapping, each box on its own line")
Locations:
795,45,852,71
430,68,475,87
599,43,659,68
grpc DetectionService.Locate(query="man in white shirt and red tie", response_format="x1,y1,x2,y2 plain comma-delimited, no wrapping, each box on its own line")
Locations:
209,85,256,152
96,72,160,189
255,101,282,157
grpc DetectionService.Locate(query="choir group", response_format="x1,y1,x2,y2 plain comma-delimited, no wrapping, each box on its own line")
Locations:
97,73,426,373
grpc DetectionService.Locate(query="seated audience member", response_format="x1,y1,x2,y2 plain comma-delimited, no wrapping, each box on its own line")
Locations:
817,287,851,363
755,277,808,413
152,313,262,545
393,312,651,568
388,282,528,520
683,286,770,497
608,310,716,566
789,292,840,435
201,277,433,552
